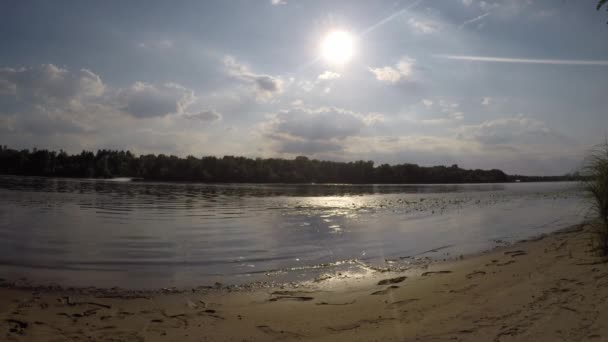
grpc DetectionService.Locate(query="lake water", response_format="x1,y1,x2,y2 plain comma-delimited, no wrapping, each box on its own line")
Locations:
0,176,587,289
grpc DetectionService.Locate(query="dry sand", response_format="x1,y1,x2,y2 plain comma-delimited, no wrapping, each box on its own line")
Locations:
2,223,608,341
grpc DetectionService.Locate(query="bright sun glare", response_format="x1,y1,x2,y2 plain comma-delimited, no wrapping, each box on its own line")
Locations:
321,30,354,65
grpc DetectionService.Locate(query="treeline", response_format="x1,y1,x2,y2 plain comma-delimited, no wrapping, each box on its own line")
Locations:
0,145,570,184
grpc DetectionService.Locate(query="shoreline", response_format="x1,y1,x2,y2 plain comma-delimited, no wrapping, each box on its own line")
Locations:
0,223,585,296
3,222,608,341
0,173,583,186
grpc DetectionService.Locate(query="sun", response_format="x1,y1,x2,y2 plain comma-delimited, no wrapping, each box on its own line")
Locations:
321,30,355,65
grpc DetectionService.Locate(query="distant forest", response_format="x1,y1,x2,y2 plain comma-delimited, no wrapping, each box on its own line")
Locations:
0,146,582,184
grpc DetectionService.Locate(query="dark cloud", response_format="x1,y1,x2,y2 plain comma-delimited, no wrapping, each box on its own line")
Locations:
224,56,282,101
185,109,222,122
254,75,281,92
0,64,104,105
118,82,195,118
264,106,375,155
274,107,364,141
0,64,105,138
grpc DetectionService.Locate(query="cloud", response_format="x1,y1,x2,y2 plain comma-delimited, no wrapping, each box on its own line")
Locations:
0,64,108,137
224,55,283,101
17,107,95,135
263,106,380,154
118,82,195,118
481,97,491,106
318,71,341,80
404,98,463,125
460,1,538,19
0,79,17,96
457,115,569,146
344,135,477,159
273,107,364,141
270,0,286,5
408,17,440,34
185,109,222,123
0,64,105,105
0,63,229,159
369,57,415,83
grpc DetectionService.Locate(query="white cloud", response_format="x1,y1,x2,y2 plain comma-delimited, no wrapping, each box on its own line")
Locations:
405,98,463,125
408,17,440,34
318,71,341,80
369,57,415,83
298,80,315,92
478,1,499,11
481,97,491,106
369,66,402,83
270,0,286,5
224,55,283,102
462,0,473,6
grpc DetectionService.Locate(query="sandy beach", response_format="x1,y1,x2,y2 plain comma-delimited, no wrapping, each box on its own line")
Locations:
2,223,607,341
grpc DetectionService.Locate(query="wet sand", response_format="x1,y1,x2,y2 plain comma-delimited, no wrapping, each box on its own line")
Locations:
2,223,608,341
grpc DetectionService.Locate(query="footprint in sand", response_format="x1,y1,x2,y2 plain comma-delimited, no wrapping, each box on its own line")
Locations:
6,319,28,335
377,276,407,285
257,325,304,339
496,260,516,266
466,271,486,279
316,300,356,306
504,250,527,257
371,285,400,295
421,271,452,276
327,317,397,332
91,330,145,342
269,296,314,302
387,298,419,309
449,284,478,294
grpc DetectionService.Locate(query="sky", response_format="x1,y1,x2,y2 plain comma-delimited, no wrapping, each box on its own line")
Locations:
1,0,608,175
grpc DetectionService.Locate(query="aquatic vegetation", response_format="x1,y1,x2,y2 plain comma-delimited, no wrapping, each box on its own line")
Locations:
583,141,608,255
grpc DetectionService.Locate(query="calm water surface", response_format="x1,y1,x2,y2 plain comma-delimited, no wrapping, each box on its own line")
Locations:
0,176,586,289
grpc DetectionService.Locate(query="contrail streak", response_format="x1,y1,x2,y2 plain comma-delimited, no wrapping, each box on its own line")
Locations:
459,12,490,29
360,0,423,37
435,55,608,66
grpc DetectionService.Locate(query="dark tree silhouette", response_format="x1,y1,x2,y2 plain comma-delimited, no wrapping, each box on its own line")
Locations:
0,145,580,184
